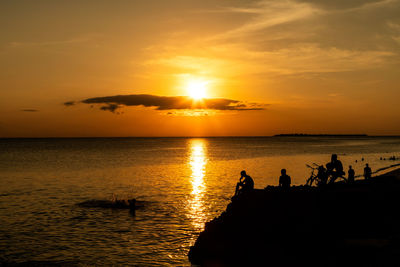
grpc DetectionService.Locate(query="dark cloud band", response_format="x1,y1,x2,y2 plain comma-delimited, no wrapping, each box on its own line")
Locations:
65,94,265,113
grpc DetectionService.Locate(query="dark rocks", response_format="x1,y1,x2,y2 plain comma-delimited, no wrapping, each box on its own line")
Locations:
77,198,138,212
189,170,400,266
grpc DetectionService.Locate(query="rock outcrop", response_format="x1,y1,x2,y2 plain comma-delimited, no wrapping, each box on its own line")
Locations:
189,169,400,266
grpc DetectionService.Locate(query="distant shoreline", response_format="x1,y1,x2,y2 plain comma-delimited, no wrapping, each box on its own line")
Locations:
273,134,368,137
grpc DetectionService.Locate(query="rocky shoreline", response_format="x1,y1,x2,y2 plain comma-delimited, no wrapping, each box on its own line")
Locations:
189,169,400,266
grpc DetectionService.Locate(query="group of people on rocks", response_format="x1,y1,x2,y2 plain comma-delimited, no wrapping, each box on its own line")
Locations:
234,154,373,196
316,154,372,185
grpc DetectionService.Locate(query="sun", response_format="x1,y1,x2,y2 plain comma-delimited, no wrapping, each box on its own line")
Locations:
186,80,208,100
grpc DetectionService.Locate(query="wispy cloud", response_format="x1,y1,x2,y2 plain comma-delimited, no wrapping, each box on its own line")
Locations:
211,0,320,40
344,0,398,12
144,0,398,78
65,94,267,113
8,35,97,48
21,109,39,112
388,21,400,45
148,43,394,78
239,44,395,74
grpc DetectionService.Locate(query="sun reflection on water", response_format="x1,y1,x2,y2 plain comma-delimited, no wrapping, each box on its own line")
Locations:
187,139,208,231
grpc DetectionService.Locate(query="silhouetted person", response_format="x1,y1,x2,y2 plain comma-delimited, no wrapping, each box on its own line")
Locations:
234,170,254,196
317,165,328,186
128,199,136,216
364,164,372,180
279,169,291,189
348,165,355,183
326,154,345,184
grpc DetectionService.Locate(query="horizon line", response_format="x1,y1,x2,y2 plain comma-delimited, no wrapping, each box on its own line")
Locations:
2,134,400,139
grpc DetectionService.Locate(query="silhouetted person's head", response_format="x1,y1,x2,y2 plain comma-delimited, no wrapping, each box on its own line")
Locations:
241,170,246,177
366,163,369,167
281,169,286,175
318,166,324,171
331,154,337,161
349,165,352,169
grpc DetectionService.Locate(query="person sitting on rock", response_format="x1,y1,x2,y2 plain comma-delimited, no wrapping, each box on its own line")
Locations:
279,169,291,189
326,154,345,184
348,165,355,183
364,164,372,180
234,170,254,196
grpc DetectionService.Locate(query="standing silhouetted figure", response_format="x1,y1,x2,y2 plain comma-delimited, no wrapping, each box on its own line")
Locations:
234,170,254,196
364,164,372,180
326,154,345,184
348,165,355,183
279,169,291,189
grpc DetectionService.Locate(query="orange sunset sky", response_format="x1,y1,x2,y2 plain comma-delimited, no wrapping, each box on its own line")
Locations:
1,0,400,137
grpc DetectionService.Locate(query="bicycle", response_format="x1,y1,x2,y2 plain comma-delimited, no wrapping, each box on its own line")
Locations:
305,163,321,186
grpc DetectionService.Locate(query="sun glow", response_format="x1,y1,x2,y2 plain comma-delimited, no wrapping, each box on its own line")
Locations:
186,80,208,100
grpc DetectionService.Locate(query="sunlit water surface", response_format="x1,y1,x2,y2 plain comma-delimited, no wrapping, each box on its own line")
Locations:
1,137,400,265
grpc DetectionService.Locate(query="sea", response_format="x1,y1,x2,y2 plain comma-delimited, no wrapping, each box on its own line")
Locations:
1,136,400,266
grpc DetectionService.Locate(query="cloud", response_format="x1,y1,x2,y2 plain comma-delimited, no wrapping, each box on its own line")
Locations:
8,35,97,48
145,0,399,79
21,109,38,112
66,94,266,113
100,103,120,112
212,0,320,40
149,43,394,79
299,0,396,11
344,0,398,11
63,101,76,106
388,22,400,45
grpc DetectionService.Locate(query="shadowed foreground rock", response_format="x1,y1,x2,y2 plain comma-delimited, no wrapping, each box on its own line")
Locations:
189,169,400,266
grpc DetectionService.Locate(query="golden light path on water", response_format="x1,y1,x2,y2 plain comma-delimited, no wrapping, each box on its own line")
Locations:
187,139,208,231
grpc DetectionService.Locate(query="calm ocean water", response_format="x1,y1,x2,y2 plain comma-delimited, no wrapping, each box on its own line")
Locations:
1,136,400,265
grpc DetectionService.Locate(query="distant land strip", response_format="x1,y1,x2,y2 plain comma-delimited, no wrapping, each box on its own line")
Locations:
274,134,368,137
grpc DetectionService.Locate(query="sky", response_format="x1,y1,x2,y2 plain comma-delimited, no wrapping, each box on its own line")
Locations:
1,0,400,137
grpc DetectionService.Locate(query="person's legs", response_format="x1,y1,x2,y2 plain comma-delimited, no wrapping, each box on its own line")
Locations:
235,183,241,196
328,172,338,184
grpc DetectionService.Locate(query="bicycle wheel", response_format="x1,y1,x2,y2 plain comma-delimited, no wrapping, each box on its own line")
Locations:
306,176,316,186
